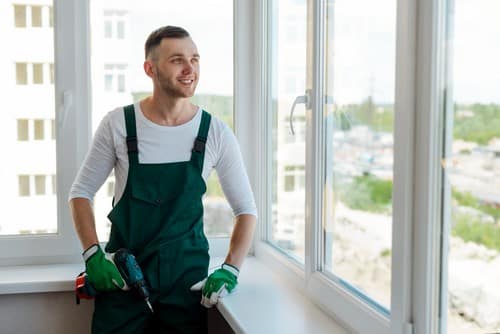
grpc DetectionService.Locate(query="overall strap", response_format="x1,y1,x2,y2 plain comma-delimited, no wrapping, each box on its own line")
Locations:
191,110,211,171
123,104,139,166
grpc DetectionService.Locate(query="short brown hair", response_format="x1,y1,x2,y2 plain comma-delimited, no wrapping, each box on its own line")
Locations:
144,26,190,59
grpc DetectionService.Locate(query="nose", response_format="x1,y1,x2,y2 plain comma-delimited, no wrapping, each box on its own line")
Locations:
182,62,195,75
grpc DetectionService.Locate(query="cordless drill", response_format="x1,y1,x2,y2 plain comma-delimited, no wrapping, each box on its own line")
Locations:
75,248,153,313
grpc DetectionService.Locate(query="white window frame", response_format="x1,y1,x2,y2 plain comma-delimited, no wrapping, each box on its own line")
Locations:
0,0,91,266
249,0,450,333
1,0,239,266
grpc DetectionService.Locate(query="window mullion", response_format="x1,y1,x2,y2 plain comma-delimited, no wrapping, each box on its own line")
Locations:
305,0,326,280
55,0,92,258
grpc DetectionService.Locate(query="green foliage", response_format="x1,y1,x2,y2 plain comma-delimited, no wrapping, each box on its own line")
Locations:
453,103,500,145
452,213,500,252
335,100,500,146
131,92,234,130
452,188,500,221
336,98,394,133
190,94,234,130
206,172,224,198
380,248,391,257
340,175,393,213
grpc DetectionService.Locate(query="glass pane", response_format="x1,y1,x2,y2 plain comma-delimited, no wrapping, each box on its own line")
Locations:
269,0,308,263
116,20,125,39
16,63,27,85
90,0,234,241
34,119,44,140
35,175,46,195
14,5,26,28
1,0,56,236
18,175,30,197
50,63,54,84
31,6,43,27
104,74,113,91
51,175,56,195
51,119,55,139
443,1,500,333
49,6,54,27
323,0,396,311
33,63,44,84
104,20,112,38
117,74,125,92
17,119,29,141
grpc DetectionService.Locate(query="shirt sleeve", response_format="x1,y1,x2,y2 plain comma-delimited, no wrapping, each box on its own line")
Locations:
68,113,116,202
214,126,258,218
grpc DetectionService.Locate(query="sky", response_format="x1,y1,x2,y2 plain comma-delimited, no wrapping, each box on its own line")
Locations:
126,0,233,95
119,0,499,104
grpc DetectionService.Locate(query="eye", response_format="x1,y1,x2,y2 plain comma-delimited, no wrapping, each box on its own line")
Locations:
172,58,182,64
192,58,199,64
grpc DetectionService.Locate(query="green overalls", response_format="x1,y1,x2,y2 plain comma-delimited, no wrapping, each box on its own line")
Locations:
92,104,211,333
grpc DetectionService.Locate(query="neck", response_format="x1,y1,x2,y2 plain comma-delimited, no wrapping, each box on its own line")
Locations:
141,92,197,126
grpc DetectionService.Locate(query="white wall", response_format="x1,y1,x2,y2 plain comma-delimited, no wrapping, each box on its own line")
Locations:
0,292,93,334
0,292,233,334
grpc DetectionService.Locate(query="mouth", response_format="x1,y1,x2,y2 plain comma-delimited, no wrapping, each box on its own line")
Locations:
178,78,195,85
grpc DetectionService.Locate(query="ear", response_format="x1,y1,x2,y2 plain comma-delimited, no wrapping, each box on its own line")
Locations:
143,60,155,78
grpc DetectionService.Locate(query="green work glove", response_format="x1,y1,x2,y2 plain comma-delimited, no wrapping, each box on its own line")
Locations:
83,244,126,292
190,263,239,308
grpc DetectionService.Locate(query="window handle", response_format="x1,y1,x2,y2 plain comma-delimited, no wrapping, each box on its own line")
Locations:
289,89,311,135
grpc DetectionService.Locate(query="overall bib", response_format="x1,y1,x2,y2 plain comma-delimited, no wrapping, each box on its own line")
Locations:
92,105,211,334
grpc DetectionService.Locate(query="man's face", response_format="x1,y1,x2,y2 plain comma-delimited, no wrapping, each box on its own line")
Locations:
147,37,200,98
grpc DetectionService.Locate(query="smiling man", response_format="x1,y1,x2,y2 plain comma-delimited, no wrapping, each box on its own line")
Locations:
69,26,257,333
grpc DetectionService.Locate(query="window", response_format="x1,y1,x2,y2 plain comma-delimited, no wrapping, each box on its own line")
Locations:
50,63,54,84
1,1,56,239
260,0,402,332
117,74,125,92
104,74,113,91
16,63,28,85
17,119,29,141
440,1,500,332
51,175,56,195
103,64,127,93
49,6,54,27
323,0,396,311
90,0,234,242
51,119,56,139
14,5,26,28
283,165,305,192
31,6,43,27
34,119,45,140
116,20,125,39
13,4,53,28
268,0,308,263
16,119,54,141
102,10,127,39
104,20,112,38
16,63,52,85
18,175,30,197
35,175,46,195
33,63,44,84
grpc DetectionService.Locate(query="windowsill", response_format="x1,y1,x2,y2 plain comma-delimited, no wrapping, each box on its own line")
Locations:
0,263,84,295
0,257,348,333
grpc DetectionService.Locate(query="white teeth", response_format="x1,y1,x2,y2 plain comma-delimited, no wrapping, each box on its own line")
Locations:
180,80,193,84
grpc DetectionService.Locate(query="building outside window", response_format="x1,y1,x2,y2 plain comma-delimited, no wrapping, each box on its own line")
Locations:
14,5,26,27
13,4,53,28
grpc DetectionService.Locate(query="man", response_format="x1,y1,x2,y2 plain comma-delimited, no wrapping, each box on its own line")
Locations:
69,26,257,333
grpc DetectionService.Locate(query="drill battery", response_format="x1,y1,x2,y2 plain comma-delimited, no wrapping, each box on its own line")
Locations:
75,272,97,304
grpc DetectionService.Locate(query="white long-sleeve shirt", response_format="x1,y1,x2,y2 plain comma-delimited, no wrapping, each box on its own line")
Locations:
69,102,258,218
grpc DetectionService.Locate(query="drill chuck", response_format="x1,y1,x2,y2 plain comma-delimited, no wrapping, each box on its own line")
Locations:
113,248,153,312
75,248,153,312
